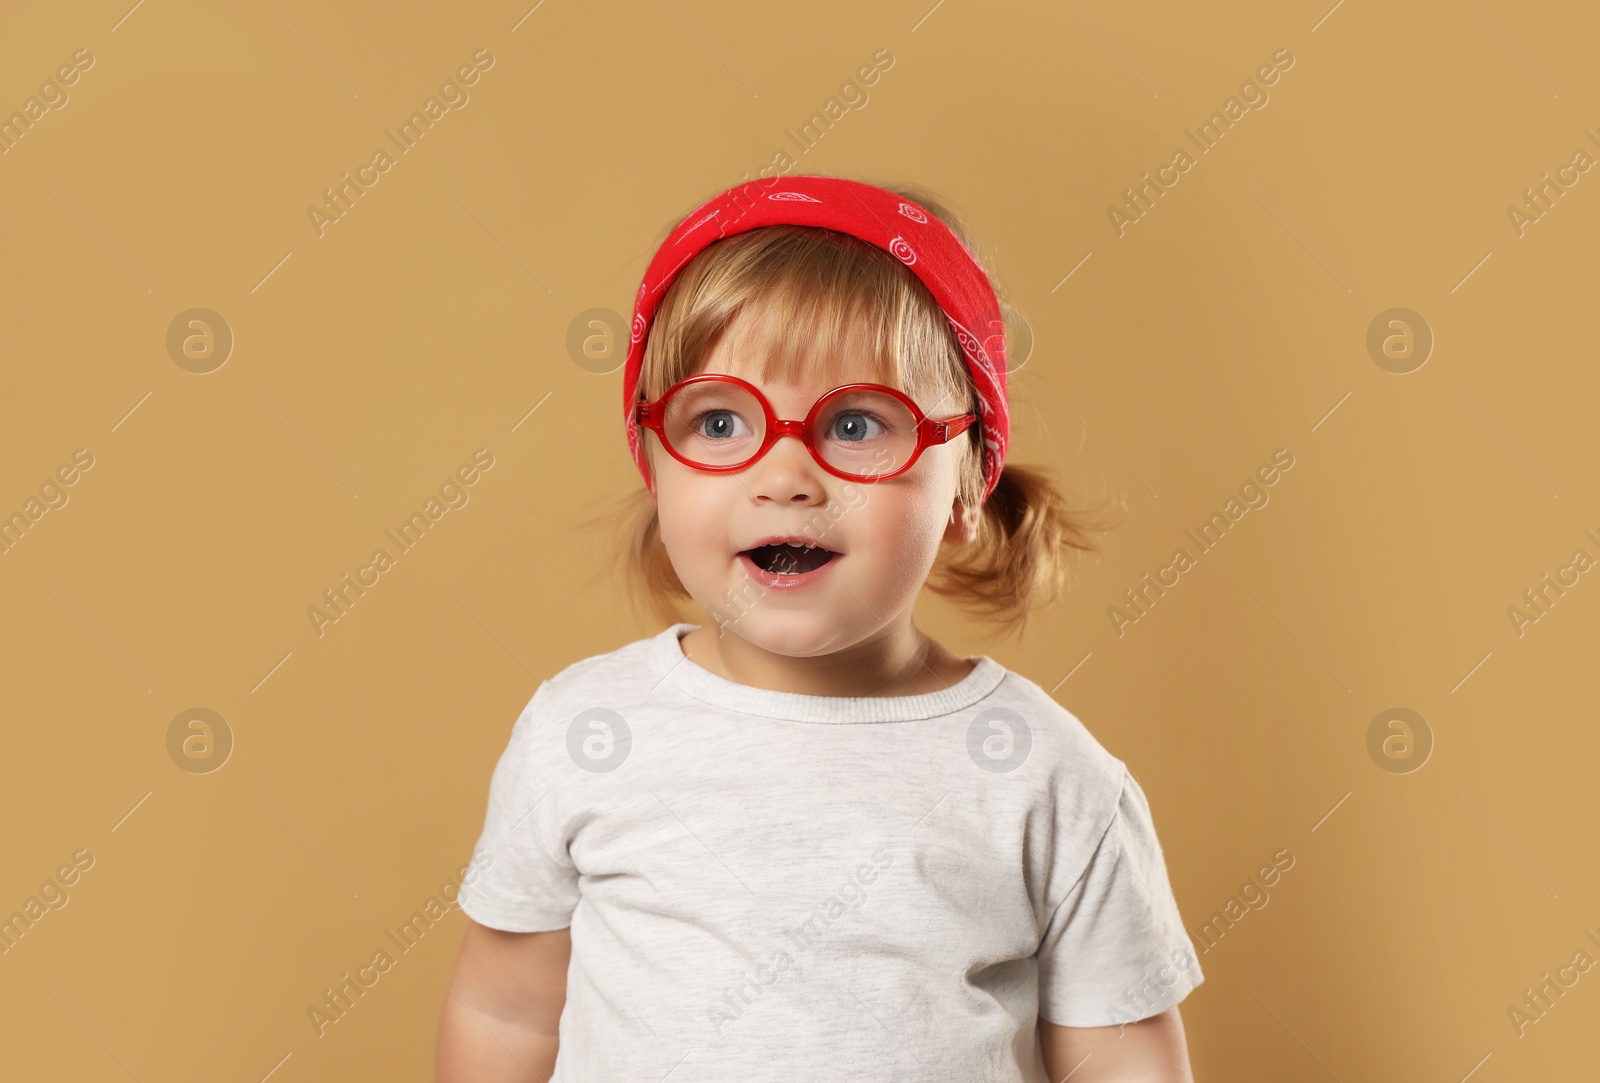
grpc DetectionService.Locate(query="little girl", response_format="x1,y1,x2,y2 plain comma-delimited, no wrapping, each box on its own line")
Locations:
437,174,1203,1082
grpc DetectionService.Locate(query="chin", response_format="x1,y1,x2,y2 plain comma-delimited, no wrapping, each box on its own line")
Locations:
712,608,851,658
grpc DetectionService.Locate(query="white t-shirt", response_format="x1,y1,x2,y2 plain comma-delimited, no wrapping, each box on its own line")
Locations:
458,623,1203,1080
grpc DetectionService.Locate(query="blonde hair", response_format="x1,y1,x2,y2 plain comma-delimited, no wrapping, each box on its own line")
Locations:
583,176,1119,637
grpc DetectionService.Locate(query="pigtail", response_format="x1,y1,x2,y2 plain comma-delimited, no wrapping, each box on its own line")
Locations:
925,462,1123,635
571,480,694,633
860,181,1124,632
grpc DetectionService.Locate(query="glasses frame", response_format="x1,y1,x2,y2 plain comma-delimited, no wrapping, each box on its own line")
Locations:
634,373,977,483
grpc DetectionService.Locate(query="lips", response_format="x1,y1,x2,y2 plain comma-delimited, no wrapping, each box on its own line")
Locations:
737,534,842,576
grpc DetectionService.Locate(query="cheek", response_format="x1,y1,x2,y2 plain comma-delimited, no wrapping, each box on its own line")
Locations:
656,481,712,543
652,468,733,580
895,447,961,536
850,479,951,577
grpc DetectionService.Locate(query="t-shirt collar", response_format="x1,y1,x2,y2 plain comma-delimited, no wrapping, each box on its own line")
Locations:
653,622,1006,723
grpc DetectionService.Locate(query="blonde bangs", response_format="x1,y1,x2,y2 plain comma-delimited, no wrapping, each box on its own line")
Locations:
638,225,974,426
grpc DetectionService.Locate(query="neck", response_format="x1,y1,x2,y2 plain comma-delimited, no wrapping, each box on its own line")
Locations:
678,617,970,698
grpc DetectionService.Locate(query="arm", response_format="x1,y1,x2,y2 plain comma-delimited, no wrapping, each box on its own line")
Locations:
1038,1007,1195,1083
435,920,571,1082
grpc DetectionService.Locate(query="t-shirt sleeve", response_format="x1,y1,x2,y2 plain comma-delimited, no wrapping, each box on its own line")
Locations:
1036,766,1204,1027
456,682,581,933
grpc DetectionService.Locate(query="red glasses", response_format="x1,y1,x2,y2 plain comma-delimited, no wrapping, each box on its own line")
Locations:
633,373,977,483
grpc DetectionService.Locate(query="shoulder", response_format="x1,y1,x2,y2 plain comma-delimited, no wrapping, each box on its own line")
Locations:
984,664,1130,830
483,629,673,785
508,626,674,733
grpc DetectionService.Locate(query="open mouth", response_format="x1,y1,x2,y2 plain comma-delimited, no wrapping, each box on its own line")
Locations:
740,542,839,576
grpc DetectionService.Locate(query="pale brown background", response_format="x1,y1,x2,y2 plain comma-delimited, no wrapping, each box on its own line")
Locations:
2,0,1597,1079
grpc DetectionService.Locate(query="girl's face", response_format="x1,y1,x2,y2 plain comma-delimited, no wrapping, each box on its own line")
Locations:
647,305,974,658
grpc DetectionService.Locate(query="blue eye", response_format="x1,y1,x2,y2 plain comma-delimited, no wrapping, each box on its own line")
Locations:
693,410,752,440
830,411,887,442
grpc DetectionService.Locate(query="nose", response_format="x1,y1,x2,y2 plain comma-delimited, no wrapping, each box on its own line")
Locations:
747,430,827,504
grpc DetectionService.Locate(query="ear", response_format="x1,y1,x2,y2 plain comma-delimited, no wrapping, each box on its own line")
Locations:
942,497,979,548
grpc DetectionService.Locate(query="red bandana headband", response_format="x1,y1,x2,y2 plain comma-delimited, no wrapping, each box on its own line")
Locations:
621,174,1010,501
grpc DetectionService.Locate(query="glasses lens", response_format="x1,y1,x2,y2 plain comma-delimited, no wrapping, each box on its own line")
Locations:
812,389,918,478
662,380,766,468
